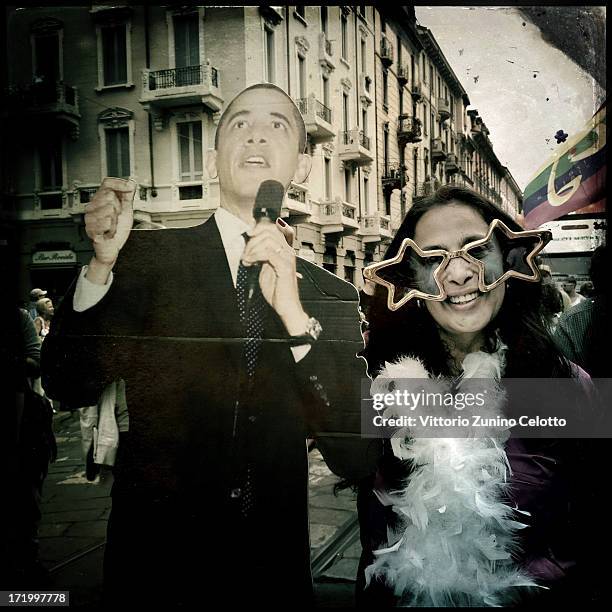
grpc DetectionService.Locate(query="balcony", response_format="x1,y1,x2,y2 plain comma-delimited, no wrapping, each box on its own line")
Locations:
359,73,373,105
283,182,312,217
295,95,334,142
431,138,447,161
381,162,406,193
445,153,459,175
359,213,392,243
397,65,409,85
416,179,441,197
4,80,81,135
437,97,451,121
338,129,373,165
318,32,335,71
380,38,394,66
140,63,223,112
411,83,423,101
397,114,422,144
319,199,359,234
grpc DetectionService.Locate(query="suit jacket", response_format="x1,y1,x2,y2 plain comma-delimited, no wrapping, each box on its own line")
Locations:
42,216,380,603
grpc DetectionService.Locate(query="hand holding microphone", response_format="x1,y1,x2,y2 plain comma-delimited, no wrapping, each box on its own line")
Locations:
241,180,309,336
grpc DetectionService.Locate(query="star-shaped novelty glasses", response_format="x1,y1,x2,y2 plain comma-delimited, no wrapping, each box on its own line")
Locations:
363,219,552,311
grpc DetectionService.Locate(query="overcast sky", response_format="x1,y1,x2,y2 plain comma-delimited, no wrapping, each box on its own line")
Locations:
415,6,604,190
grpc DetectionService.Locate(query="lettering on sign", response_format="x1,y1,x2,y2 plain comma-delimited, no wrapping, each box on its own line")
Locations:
32,250,77,265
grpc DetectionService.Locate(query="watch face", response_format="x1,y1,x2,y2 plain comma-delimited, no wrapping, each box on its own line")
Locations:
307,317,322,340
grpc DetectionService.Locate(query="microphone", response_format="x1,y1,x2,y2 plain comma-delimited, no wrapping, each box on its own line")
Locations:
245,180,285,301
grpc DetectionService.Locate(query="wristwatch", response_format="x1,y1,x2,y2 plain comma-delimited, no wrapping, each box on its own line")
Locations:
288,316,322,345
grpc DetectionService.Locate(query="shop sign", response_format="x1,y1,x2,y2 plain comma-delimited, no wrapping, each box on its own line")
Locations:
32,250,77,265
540,219,606,254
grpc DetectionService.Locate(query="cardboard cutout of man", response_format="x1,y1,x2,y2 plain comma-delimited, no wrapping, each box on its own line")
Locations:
42,84,380,606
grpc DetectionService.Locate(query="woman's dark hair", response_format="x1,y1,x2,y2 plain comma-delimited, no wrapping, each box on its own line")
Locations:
363,185,572,379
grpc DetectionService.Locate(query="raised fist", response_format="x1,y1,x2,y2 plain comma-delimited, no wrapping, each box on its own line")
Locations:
84,177,137,266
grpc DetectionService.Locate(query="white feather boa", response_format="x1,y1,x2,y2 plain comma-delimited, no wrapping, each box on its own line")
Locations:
364,351,539,607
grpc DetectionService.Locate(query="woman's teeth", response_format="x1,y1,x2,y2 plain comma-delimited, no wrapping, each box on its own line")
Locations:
448,291,479,304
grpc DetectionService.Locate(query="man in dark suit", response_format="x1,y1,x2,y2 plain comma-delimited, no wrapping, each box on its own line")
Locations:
42,84,379,606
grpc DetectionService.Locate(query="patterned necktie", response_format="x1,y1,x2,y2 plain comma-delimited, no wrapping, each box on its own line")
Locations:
235,243,266,518
236,261,266,379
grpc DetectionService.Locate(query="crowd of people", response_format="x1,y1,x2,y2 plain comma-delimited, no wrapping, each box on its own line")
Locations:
4,83,606,607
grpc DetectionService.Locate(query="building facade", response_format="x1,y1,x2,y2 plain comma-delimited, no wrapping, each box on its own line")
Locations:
3,6,522,300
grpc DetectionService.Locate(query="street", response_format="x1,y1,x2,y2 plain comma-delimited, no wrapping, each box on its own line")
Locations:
36,411,362,607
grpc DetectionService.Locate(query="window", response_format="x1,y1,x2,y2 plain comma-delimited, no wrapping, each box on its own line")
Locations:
381,17,386,33
101,24,127,86
298,54,306,98
411,54,416,87
172,14,200,86
34,33,60,84
362,108,368,136
384,190,391,216
421,54,426,82
413,149,418,189
344,250,355,284
264,25,275,83
431,111,435,138
399,87,404,114
178,121,203,181
323,245,336,274
342,92,349,131
383,125,389,171
324,157,331,200
382,70,388,110
39,139,63,191
361,38,366,72
341,14,348,59
322,74,330,108
344,167,351,202
363,175,369,211
430,65,434,91
320,6,328,35
105,127,130,179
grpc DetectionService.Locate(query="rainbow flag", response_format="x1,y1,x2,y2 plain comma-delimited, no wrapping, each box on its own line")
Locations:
523,103,606,229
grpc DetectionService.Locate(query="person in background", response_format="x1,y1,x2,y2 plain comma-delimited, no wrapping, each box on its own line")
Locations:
562,275,586,308
578,280,595,298
539,265,564,333
33,298,54,342
1,309,55,587
554,245,607,377
28,289,47,321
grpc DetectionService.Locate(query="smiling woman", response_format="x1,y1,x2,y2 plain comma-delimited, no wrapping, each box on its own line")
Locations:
356,186,599,607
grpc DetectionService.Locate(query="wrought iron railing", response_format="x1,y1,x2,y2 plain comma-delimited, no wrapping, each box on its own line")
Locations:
341,130,370,150
6,81,78,110
296,97,332,124
146,64,218,90
382,161,405,180
380,38,394,62
287,184,307,204
398,115,422,139
342,204,355,219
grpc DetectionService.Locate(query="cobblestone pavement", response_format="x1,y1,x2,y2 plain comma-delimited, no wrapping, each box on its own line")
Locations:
35,411,360,607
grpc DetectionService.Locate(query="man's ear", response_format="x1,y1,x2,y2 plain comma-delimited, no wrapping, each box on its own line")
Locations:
292,153,312,184
205,149,218,179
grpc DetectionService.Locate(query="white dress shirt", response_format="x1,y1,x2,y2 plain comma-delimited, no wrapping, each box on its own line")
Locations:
73,207,310,361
